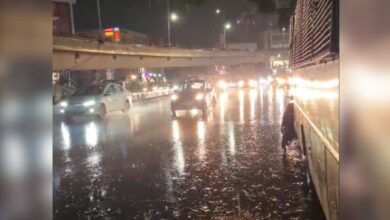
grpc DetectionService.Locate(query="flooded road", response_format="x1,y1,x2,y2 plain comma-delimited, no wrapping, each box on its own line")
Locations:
53,87,325,219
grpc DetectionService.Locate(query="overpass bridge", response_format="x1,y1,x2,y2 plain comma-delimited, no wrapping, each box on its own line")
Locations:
53,36,288,71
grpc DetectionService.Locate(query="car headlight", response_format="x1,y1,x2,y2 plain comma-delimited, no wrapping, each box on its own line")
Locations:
195,93,204,100
238,80,245,88
259,78,269,85
60,101,68,107
171,94,178,101
83,100,96,107
277,78,286,85
218,80,226,89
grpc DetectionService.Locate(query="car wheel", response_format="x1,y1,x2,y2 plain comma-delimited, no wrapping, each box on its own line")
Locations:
123,100,131,112
97,104,107,119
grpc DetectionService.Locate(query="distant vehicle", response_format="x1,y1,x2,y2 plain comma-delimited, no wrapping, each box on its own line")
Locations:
171,80,216,118
236,79,258,89
216,79,258,90
267,73,290,88
59,83,132,121
215,80,229,92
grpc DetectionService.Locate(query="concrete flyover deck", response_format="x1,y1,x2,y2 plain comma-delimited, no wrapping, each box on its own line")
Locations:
53,36,288,71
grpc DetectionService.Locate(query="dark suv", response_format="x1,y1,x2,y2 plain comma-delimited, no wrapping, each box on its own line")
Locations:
171,80,216,118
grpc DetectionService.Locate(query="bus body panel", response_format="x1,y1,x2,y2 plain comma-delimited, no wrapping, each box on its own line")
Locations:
292,61,339,220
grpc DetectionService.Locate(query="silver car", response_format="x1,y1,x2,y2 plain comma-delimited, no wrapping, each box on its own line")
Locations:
59,83,132,121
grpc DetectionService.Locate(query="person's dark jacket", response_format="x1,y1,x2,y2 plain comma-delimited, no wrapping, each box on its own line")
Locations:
281,102,297,147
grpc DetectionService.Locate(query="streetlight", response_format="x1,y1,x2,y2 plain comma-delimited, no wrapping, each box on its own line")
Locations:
224,22,232,48
167,0,179,47
171,12,178,21
216,8,227,48
225,23,232,30
168,12,178,47
282,27,286,47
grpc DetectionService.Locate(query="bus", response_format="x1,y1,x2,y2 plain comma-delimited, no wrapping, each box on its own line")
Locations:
289,0,339,219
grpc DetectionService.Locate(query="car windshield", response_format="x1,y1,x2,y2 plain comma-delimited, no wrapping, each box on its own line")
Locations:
74,85,105,96
182,81,205,91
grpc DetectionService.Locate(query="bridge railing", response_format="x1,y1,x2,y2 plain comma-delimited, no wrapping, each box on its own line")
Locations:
53,36,265,58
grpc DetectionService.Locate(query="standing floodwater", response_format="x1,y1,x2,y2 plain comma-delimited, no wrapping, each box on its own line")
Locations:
53,87,325,219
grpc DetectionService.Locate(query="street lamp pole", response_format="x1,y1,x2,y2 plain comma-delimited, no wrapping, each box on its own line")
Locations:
222,12,226,48
224,22,231,48
216,9,227,48
216,8,228,48
97,0,103,41
167,0,171,47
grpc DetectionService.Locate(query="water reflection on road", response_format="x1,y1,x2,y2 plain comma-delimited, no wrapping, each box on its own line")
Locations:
53,87,324,219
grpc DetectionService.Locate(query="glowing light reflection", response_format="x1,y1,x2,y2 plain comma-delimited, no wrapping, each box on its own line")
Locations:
295,88,338,100
197,121,206,161
85,122,98,147
290,77,339,89
172,121,185,175
61,122,71,150
268,87,273,106
219,92,228,123
268,87,274,121
249,89,258,119
276,88,285,115
228,122,236,156
259,86,264,109
130,114,140,132
87,153,101,167
239,90,245,123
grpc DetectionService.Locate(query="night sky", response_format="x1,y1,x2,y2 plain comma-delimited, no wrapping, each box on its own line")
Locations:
73,0,259,48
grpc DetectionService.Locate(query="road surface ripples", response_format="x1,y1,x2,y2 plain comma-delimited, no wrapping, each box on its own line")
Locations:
53,87,324,219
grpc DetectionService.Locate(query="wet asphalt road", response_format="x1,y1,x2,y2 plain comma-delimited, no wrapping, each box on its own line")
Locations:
53,87,325,219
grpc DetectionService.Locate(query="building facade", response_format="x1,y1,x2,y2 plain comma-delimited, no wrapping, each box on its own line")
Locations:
53,0,76,36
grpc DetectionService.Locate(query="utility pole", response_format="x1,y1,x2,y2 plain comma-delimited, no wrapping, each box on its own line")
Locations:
216,9,227,48
97,0,103,42
167,0,171,47
222,12,226,48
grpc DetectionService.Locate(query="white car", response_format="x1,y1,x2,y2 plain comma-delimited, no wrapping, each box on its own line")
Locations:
59,83,132,121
